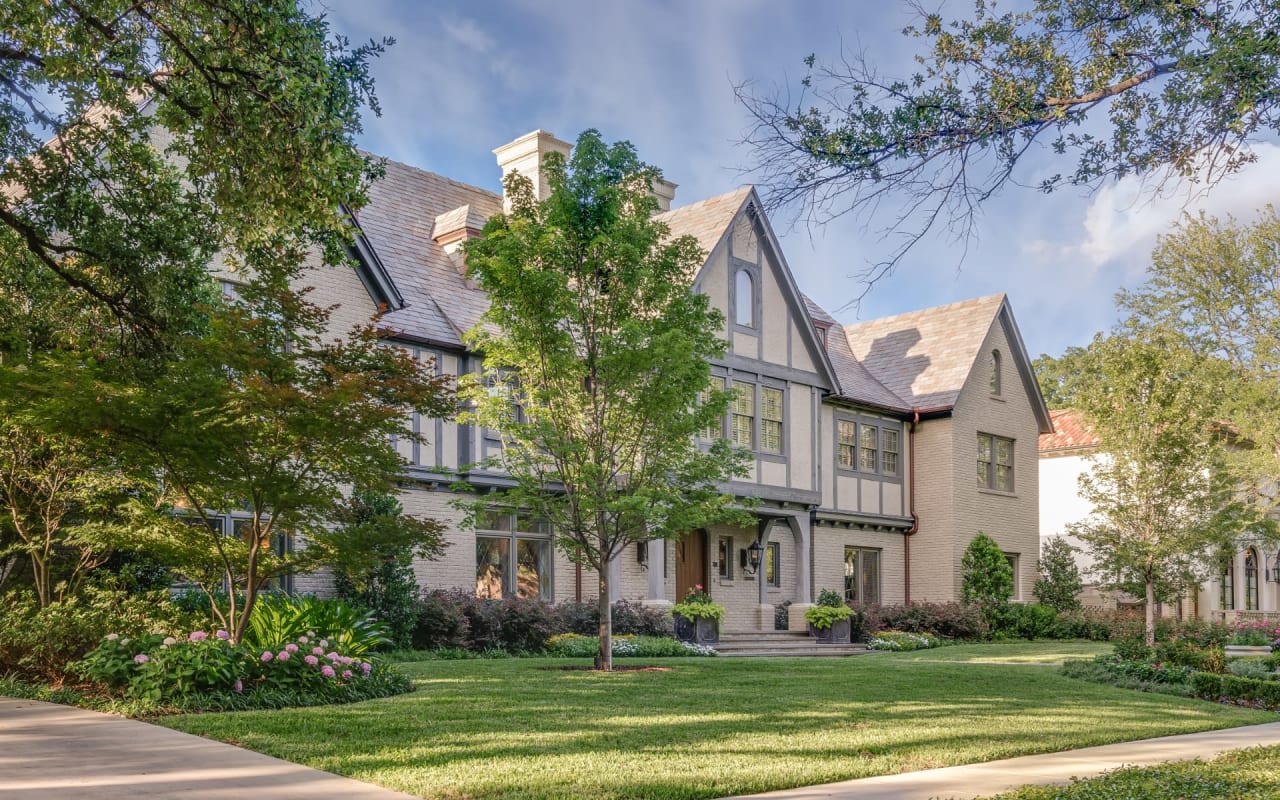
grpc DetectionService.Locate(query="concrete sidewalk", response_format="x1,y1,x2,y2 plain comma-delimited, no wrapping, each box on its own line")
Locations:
0,697,417,799
728,721,1280,799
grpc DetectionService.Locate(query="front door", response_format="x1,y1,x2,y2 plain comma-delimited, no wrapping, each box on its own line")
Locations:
676,530,708,601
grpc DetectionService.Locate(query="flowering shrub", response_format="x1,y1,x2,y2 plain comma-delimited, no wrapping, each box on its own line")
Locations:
77,627,401,708
866,631,941,651
1229,620,1280,647
671,585,725,623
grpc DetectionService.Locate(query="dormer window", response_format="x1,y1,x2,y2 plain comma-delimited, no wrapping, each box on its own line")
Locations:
814,322,829,350
734,269,755,328
990,349,1002,396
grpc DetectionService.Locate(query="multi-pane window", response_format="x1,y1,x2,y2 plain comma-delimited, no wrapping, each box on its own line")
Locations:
1221,559,1236,611
731,384,754,448
859,425,878,471
760,387,783,453
882,429,900,476
475,511,552,600
977,433,1014,491
837,420,857,468
698,377,725,441
765,541,781,588
1246,549,1259,611
718,536,734,579
844,547,880,605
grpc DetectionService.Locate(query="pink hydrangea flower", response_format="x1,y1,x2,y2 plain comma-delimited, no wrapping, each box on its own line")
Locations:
312,646,324,656
297,635,309,644
162,636,177,646
233,679,243,693
188,631,207,642
325,652,339,661
133,653,150,664
260,651,273,662
285,643,298,653
304,655,319,666
320,665,336,678
105,633,119,641
276,650,290,662
342,670,353,679
319,639,329,648
360,662,372,674
215,630,230,640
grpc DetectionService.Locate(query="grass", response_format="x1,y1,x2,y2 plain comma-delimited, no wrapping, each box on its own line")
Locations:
986,744,1280,799
158,643,1273,800
895,641,1114,664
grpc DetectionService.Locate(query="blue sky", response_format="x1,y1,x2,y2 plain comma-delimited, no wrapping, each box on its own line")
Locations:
325,0,1280,360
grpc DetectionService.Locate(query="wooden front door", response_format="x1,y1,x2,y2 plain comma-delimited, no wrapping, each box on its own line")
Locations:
676,530,708,601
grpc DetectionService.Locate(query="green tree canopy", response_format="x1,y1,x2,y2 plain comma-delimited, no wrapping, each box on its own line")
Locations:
461,130,752,670
961,532,1014,609
1033,536,1084,612
739,0,1280,278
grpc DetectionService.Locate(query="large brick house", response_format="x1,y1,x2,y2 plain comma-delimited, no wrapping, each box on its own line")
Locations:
267,129,1052,631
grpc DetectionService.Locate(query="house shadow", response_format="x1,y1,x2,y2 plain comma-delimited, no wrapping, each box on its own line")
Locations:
859,326,929,405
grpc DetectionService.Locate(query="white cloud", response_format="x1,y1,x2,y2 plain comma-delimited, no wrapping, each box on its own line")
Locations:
440,16,494,53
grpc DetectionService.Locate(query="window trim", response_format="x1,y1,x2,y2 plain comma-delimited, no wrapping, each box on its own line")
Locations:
834,413,904,483
990,349,1003,397
717,535,734,581
977,432,1015,493
765,541,781,588
1246,548,1259,611
760,385,784,455
1221,558,1236,611
844,546,881,605
475,511,554,600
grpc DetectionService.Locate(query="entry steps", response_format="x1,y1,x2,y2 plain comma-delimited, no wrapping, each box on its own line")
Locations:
713,630,870,657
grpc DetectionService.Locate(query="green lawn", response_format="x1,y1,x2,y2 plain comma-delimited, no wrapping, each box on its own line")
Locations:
159,643,1273,800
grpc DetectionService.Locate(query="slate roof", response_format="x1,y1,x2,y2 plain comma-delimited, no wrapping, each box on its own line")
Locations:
1040,409,1099,454
654,186,753,263
803,296,909,413
842,294,1007,411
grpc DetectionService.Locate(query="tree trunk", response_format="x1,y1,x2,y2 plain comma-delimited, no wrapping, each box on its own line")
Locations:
595,566,612,671
1144,579,1156,648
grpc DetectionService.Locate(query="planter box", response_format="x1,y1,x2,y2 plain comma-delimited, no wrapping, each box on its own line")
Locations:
808,618,852,644
674,613,719,645
1224,644,1273,658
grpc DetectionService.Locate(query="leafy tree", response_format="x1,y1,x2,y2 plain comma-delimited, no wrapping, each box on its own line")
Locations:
961,532,1014,611
0,0,387,342
1033,346,1096,408
1120,207,1280,516
1034,536,1084,612
461,130,753,671
738,0,1280,278
37,276,453,644
333,491,431,650
1067,330,1266,646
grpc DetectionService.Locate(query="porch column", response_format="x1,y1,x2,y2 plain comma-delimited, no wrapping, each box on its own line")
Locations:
785,512,813,632
644,539,671,608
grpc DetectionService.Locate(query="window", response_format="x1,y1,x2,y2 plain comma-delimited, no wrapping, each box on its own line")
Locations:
734,270,755,327
698,377,725,441
837,420,857,469
859,425,878,471
475,511,552,599
1246,549,1259,611
990,349,1002,396
731,384,754,448
881,429,900,476
1221,559,1236,611
717,536,733,579
765,541,781,587
1004,552,1020,600
844,547,880,605
760,387,783,453
977,433,1014,491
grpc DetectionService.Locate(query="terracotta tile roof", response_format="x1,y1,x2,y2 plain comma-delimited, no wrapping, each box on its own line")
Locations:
803,295,909,412
1040,409,1100,453
354,158,502,347
843,294,1006,410
654,186,752,261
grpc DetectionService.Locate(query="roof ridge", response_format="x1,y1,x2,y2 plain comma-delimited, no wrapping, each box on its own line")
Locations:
366,152,502,204
843,293,1006,332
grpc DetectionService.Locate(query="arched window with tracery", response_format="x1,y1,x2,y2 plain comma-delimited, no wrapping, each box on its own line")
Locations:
1246,548,1259,610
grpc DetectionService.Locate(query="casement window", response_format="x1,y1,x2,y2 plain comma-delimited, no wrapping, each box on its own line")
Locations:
990,350,1002,396
837,420,857,469
837,418,903,477
977,433,1014,491
1221,559,1236,611
731,384,754,449
859,425,878,471
1246,549,1259,611
882,429,900,476
765,541,781,588
844,547,880,605
475,511,552,600
698,377,726,441
760,387,783,454
717,535,734,580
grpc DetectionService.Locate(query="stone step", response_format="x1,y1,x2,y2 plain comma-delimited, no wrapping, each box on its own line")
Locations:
719,648,869,658
710,634,870,658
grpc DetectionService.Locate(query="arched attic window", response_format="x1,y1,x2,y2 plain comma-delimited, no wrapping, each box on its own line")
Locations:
990,350,1002,396
734,269,755,328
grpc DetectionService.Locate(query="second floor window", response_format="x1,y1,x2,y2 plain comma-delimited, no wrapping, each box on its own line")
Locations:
731,384,754,448
760,387,783,453
977,433,1014,491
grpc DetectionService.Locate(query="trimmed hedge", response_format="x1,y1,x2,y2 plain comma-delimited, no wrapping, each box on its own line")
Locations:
1190,670,1280,709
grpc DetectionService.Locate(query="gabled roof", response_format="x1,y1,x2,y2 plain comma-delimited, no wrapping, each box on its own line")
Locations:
1040,409,1100,454
843,294,1053,432
654,186,753,261
353,158,502,348
803,296,909,413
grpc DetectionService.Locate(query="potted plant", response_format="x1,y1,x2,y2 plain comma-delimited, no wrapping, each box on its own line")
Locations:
1224,620,1279,658
672,585,724,644
805,589,853,644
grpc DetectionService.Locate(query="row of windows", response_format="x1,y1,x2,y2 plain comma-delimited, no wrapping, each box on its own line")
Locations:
837,420,899,476
702,379,784,454
1221,549,1270,611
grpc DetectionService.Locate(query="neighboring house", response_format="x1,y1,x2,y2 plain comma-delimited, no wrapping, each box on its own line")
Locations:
271,129,1051,631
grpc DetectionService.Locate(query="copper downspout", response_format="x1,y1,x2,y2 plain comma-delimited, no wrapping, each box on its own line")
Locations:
905,409,921,605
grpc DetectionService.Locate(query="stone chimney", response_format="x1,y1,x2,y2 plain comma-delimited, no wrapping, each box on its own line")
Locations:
651,177,677,212
493,130,572,213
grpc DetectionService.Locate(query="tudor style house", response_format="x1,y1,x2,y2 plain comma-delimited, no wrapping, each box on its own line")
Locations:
280,129,1052,631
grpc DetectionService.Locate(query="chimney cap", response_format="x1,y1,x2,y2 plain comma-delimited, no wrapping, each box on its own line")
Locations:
493,129,573,163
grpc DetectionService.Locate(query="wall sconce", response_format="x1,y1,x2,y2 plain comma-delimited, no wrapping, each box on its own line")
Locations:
636,541,648,570
742,538,764,577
